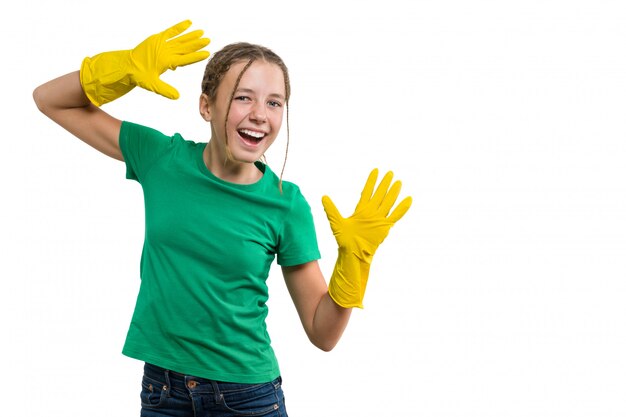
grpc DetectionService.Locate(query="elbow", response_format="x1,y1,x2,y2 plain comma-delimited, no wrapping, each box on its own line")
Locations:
32,85,48,114
316,344,337,353
306,325,342,352
32,86,43,110
311,336,340,352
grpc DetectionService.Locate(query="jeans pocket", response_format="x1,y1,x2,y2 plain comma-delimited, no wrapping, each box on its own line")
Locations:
220,380,285,416
140,375,166,408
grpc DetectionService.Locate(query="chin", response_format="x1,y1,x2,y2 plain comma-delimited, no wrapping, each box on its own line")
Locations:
230,143,272,164
231,151,264,165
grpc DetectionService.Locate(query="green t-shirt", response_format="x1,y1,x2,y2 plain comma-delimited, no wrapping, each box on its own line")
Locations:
119,121,320,383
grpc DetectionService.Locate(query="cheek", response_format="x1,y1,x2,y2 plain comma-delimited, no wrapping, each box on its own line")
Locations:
271,110,285,128
225,105,247,128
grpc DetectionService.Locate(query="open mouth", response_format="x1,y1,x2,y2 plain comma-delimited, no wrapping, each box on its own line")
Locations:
238,128,266,146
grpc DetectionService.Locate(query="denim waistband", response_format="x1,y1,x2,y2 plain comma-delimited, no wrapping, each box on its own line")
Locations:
142,362,280,395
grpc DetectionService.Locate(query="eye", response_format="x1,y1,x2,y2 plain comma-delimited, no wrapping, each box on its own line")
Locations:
234,96,251,102
268,100,282,108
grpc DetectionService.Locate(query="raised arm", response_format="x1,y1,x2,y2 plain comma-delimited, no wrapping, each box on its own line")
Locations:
32,20,210,161
284,169,412,352
33,71,123,160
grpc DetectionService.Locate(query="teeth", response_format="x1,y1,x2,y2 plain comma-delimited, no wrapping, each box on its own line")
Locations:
239,129,265,139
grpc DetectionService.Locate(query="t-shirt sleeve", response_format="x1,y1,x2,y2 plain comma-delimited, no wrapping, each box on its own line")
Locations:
277,188,321,266
119,121,175,182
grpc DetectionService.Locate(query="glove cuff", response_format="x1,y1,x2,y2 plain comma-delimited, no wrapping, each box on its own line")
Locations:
80,50,135,106
328,250,365,309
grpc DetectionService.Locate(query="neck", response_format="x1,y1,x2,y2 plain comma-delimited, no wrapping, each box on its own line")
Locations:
203,141,262,185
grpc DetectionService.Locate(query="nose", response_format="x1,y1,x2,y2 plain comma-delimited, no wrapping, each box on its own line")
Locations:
250,102,267,122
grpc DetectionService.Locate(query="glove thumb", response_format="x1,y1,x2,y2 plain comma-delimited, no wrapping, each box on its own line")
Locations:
322,195,343,226
139,78,180,100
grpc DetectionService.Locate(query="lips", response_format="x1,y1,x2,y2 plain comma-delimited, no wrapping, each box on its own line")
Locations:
237,128,267,146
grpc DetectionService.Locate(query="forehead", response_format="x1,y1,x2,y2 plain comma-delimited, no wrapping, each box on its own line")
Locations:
222,60,286,96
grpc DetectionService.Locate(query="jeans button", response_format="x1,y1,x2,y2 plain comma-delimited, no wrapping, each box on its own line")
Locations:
187,380,199,389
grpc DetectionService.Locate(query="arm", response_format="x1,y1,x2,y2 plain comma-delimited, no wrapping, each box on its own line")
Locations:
283,170,411,351
33,71,123,160
282,261,352,352
32,20,209,161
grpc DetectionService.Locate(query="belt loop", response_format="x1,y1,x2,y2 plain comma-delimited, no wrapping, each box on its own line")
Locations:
164,369,172,398
211,380,223,404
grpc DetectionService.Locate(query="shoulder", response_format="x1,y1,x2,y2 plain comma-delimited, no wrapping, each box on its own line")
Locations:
119,122,201,181
120,121,199,153
260,164,306,201
121,121,167,140
121,121,189,143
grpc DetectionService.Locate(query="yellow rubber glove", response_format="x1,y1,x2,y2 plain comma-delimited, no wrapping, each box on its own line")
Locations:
80,20,210,106
322,169,412,308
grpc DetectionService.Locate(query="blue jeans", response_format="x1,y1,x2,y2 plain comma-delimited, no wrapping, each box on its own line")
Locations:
140,363,288,417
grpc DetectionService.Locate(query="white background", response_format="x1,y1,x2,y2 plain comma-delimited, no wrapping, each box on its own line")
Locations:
3,0,626,416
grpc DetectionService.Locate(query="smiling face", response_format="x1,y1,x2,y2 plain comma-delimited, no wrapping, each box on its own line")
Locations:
200,60,286,175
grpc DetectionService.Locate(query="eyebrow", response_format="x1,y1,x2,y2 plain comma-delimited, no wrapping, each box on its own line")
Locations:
236,88,285,100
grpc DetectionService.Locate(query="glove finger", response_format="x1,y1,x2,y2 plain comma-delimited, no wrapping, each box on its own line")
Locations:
161,20,193,40
388,196,413,223
169,39,211,58
379,180,402,216
169,51,211,69
355,168,378,212
370,171,394,209
143,79,180,100
167,30,208,46
322,195,343,226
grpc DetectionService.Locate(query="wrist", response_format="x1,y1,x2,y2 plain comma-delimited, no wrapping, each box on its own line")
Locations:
329,254,364,309
80,50,135,106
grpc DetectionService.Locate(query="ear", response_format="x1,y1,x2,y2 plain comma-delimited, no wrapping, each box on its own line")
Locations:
199,93,213,122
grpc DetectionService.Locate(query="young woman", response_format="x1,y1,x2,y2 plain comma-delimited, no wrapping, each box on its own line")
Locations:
33,20,412,417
